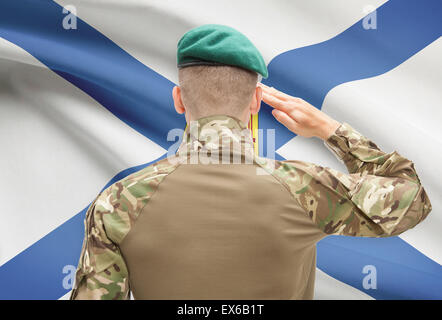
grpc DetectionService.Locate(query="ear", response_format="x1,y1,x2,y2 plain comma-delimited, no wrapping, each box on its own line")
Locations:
172,86,186,114
250,85,262,115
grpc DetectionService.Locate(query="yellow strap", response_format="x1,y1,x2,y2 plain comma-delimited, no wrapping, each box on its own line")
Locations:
249,113,259,156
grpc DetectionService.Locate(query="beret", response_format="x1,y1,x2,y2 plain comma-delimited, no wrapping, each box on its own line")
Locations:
177,24,268,78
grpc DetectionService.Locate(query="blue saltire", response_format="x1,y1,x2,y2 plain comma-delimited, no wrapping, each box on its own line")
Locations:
0,0,441,299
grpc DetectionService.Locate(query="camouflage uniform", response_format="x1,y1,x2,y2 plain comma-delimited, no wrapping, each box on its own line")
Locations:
70,115,431,300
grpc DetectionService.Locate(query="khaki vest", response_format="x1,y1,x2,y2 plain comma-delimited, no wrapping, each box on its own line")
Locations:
120,161,326,299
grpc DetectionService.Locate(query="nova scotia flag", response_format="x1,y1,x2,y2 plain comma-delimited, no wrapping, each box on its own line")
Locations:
0,0,441,300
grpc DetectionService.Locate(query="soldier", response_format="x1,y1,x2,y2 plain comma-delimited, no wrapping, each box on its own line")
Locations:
70,24,432,300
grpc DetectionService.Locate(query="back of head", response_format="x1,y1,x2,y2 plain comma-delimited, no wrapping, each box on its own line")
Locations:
178,65,258,119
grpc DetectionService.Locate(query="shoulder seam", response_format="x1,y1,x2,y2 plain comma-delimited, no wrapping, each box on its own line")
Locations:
254,159,307,210
255,159,328,236
119,160,183,246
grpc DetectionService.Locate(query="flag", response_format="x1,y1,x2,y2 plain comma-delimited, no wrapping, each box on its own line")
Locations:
0,0,441,300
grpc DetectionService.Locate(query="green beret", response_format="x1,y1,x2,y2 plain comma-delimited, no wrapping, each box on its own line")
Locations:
177,24,268,78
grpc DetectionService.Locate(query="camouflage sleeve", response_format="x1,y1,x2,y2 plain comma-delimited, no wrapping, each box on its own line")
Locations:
70,158,180,299
324,122,423,182
277,122,432,237
70,190,130,300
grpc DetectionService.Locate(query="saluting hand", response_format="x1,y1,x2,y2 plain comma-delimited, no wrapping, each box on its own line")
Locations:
259,83,341,141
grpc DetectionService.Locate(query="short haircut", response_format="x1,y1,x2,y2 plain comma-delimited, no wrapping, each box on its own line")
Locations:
178,65,258,119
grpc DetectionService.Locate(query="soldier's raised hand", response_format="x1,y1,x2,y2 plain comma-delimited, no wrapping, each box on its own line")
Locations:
259,83,341,141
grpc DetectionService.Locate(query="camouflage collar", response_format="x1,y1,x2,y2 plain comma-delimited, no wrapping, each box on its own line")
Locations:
176,115,255,163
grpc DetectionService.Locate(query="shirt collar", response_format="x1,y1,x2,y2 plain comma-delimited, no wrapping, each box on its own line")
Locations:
176,115,255,161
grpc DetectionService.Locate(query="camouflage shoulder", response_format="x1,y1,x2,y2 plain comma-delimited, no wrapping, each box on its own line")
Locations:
95,157,181,244
271,159,359,192
255,158,385,236
254,156,325,188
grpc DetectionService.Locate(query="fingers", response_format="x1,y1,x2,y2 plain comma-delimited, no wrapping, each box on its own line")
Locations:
261,91,292,113
258,84,306,128
272,109,299,133
258,83,294,101
260,85,288,101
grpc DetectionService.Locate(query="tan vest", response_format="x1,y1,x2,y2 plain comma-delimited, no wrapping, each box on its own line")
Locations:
120,162,326,299
118,116,327,299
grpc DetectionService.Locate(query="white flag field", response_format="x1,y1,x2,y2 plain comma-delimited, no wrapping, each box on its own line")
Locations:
0,0,441,299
